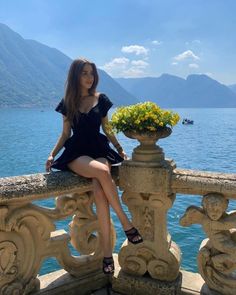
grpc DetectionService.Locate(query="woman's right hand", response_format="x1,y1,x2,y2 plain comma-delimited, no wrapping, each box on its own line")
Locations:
46,155,54,172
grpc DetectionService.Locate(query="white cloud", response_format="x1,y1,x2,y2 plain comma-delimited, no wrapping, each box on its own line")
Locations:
172,62,178,66
101,57,129,71
152,40,162,45
174,50,200,61
189,63,199,69
101,57,149,77
122,67,145,77
131,60,149,68
121,45,149,56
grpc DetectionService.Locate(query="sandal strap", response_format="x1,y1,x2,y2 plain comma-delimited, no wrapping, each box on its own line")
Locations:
103,256,113,263
125,227,138,236
125,227,143,244
103,256,114,274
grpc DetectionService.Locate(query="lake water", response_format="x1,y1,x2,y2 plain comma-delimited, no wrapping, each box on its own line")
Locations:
0,107,236,275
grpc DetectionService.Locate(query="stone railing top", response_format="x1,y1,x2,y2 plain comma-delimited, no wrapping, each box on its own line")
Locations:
0,167,119,204
0,171,91,204
1,166,236,204
172,168,236,198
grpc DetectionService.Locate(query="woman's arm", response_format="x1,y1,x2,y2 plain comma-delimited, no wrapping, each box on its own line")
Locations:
101,116,127,159
46,116,71,171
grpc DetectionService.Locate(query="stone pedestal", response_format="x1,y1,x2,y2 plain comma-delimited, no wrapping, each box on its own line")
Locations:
112,254,181,295
114,132,181,294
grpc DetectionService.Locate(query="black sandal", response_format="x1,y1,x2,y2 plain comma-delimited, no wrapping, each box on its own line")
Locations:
103,256,114,275
124,227,143,244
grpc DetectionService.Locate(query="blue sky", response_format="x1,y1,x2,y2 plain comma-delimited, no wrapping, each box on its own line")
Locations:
0,0,236,84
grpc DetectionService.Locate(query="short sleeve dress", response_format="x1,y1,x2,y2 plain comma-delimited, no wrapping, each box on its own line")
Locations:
51,93,124,171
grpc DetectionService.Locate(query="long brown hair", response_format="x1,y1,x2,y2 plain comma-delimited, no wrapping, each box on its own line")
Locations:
64,58,99,124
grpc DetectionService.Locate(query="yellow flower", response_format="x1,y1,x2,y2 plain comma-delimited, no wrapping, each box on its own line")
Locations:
110,101,180,133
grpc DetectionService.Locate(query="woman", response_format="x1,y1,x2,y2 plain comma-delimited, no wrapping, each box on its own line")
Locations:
46,58,143,274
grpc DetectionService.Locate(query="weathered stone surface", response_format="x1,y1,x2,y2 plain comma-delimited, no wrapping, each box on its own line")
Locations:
32,257,218,295
180,269,205,295
32,265,221,295
35,268,109,295
34,264,218,295
124,128,172,163
118,140,181,282
119,161,174,194
0,167,119,204
0,171,92,203
0,188,116,294
172,169,236,198
180,193,236,295
112,254,181,295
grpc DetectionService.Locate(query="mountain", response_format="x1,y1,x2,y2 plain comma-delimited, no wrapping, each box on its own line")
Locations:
97,69,138,106
228,84,236,94
0,23,70,107
2,23,235,108
116,74,236,107
0,23,137,107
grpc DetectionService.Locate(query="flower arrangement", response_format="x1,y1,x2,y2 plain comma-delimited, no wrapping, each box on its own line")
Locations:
110,101,180,133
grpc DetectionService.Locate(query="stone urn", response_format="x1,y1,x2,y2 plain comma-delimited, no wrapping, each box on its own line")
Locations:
124,127,172,163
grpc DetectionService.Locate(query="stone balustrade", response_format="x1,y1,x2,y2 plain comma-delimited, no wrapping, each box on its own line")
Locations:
0,171,117,294
0,138,236,295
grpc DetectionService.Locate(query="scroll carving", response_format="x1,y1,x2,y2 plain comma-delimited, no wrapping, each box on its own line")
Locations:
69,192,100,255
56,192,116,257
119,191,180,281
0,203,52,294
0,190,116,293
0,241,17,275
180,192,236,295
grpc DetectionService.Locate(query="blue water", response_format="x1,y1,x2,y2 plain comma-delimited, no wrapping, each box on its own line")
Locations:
0,107,236,275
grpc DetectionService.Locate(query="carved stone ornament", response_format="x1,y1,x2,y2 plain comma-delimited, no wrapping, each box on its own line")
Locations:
118,139,181,283
124,128,172,163
180,192,236,295
112,268,181,295
0,203,52,294
118,192,180,281
0,190,116,294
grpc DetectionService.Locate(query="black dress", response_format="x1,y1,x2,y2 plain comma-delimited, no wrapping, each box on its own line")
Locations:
51,93,124,171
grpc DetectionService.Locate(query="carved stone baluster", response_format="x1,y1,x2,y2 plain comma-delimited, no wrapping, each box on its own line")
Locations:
0,203,54,294
113,132,181,294
55,191,116,275
0,190,116,294
180,192,236,295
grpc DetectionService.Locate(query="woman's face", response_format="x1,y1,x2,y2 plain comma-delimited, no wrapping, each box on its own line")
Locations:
79,63,94,91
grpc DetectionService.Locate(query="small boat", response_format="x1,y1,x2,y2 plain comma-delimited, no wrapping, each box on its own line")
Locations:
182,118,194,125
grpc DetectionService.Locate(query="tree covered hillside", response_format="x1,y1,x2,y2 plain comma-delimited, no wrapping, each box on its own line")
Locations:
0,23,138,107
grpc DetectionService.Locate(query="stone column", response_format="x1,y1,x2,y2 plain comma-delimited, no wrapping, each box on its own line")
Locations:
112,132,181,294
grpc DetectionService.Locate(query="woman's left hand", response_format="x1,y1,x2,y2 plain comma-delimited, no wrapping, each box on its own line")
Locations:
119,150,128,160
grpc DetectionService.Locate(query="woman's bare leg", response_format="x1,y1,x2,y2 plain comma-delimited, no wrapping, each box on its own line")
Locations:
68,156,133,231
93,178,112,257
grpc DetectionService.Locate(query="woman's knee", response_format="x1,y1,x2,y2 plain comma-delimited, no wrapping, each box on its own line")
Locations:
95,163,111,180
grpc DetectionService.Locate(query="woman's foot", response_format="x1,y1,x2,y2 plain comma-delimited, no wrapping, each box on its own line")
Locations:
124,227,143,244
103,256,114,275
